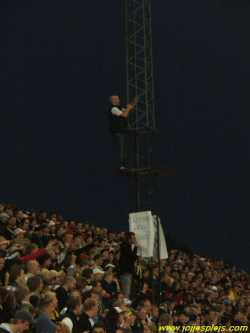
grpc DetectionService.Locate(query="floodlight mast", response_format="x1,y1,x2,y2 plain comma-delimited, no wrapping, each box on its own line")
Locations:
125,1,163,302
125,0,158,215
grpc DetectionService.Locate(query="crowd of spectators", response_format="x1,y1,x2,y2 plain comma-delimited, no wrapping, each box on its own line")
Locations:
0,202,249,333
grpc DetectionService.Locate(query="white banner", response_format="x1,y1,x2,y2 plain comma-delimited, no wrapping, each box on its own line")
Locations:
153,215,168,259
129,211,154,258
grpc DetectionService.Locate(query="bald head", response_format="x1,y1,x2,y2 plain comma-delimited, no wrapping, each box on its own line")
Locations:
109,95,120,106
26,260,40,274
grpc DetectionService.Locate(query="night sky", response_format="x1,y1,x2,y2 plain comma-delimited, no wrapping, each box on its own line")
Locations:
1,1,249,271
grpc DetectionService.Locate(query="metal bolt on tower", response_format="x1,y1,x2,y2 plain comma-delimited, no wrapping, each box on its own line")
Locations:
125,0,158,214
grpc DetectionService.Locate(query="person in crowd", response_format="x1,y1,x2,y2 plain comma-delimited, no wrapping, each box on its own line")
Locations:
0,310,36,333
137,307,148,326
15,285,34,313
0,214,9,239
0,287,16,324
56,276,76,312
150,305,159,325
92,322,106,333
15,210,24,226
7,264,25,291
158,312,173,328
62,296,82,333
91,280,105,315
31,225,49,248
176,310,189,330
119,232,138,298
56,322,71,333
23,260,40,284
27,276,43,307
36,293,57,333
78,298,99,333
228,283,242,306
19,218,30,232
142,322,157,333
4,216,17,240
101,271,120,306
105,307,125,333
93,254,104,271
0,201,250,333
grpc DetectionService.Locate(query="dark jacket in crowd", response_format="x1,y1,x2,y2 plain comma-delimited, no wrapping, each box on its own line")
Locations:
55,286,69,312
119,241,138,274
62,310,81,333
78,312,93,333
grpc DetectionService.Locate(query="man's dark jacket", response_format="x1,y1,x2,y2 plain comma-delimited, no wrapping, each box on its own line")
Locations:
119,241,138,274
78,312,93,333
62,310,81,333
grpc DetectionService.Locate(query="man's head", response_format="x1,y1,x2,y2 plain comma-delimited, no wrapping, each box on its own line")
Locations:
93,268,104,281
84,298,99,317
0,203,5,213
127,232,136,245
4,206,13,216
233,309,243,321
94,254,104,266
141,299,151,314
26,260,40,274
100,248,109,259
91,280,103,294
151,304,159,318
37,252,52,268
233,283,241,293
12,310,36,333
82,268,94,281
20,218,30,231
109,95,120,106
56,225,67,236
27,276,43,293
37,292,57,312
74,234,83,247
138,307,147,320
0,237,8,251
62,276,76,292
67,295,81,315
15,210,23,221
93,322,106,333
104,271,114,284
9,265,25,283
39,210,47,219
116,292,125,301
0,213,9,223
178,310,189,324
8,216,17,227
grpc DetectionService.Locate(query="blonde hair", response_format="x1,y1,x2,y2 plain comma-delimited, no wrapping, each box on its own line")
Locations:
144,322,157,333
56,322,71,333
158,313,173,326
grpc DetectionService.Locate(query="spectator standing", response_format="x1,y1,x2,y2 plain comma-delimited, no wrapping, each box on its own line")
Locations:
119,232,138,298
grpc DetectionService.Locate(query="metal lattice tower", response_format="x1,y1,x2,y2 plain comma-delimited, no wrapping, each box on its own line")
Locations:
125,0,158,214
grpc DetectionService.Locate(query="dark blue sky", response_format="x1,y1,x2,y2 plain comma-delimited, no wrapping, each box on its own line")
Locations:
1,1,249,270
